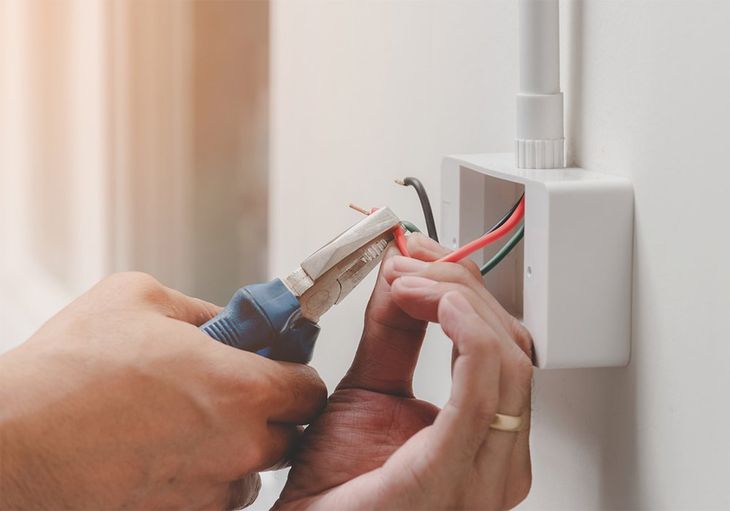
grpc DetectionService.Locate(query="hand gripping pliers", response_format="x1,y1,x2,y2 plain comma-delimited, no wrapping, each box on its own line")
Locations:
200,208,400,363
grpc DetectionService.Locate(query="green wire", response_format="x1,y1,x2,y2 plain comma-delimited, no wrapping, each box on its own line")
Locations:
480,224,525,275
402,219,521,276
401,221,421,234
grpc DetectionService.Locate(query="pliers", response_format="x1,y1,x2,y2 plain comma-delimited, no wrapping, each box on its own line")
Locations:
200,207,401,363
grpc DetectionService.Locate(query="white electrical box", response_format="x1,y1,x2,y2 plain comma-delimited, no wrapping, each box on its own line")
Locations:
441,153,633,369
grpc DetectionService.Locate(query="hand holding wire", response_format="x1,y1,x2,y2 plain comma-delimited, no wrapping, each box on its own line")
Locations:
350,191,525,268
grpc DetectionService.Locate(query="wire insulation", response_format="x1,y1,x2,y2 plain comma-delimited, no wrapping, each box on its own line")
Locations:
393,225,410,257
437,196,525,263
398,177,439,242
487,194,524,234
480,224,525,275
401,221,421,234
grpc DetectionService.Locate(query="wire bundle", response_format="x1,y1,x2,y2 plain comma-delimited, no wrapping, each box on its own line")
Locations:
395,177,524,274
351,177,524,275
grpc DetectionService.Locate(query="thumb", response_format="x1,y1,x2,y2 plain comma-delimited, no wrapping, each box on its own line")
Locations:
163,287,223,327
338,234,448,397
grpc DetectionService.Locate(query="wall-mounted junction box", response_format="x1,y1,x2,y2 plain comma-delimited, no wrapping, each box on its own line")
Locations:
441,153,633,369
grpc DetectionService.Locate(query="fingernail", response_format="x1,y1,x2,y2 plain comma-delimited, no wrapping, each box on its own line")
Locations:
396,276,438,289
392,256,429,273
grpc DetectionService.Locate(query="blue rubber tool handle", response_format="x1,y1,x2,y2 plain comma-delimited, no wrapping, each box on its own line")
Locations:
199,279,320,364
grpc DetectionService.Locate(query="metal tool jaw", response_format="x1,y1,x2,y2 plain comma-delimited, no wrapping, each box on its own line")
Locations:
283,207,400,322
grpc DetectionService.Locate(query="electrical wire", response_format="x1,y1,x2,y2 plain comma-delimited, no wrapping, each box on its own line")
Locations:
349,203,412,257
350,192,524,266
486,194,524,233
393,225,410,257
475,194,525,273
401,221,421,234
396,177,439,242
437,195,525,263
480,224,524,275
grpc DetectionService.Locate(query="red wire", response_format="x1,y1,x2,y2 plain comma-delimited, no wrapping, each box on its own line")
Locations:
365,206,411,257
393,225,410,257
437,196,525,263
366,199,524,262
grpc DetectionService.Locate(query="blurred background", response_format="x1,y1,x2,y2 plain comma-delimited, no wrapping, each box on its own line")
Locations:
0,1,461,507
0,0,270,346
3,1,730,510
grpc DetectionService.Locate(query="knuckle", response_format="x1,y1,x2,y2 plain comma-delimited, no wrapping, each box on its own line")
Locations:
449,262,474,282
246,436,269,466
221,362,270,409
380,255,397,277
459,322,502,361
226,474,261,511
303,366,328,401
291,365,328,412
104,271,168,303
106,271,158,288
460,258,482,280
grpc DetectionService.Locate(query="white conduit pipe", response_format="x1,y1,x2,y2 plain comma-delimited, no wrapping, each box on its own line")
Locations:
516,0,565,169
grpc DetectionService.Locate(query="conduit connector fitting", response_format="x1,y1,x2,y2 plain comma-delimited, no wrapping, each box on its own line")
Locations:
515,0,565,169
516,92,565,169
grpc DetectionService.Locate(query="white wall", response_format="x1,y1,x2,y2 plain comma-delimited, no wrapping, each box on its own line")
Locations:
269,1,730,509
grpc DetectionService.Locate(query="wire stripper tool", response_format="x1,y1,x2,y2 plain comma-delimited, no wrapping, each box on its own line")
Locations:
200,208,400,363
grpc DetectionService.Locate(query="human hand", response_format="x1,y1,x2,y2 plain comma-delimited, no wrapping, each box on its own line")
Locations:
275,235,533,510
0,272,326,510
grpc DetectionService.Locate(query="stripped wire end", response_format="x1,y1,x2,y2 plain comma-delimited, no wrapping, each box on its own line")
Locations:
348,203,370,216
348,203,411,257
395,176,439,242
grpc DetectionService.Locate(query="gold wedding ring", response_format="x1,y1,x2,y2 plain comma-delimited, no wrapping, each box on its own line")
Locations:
489,412,529,432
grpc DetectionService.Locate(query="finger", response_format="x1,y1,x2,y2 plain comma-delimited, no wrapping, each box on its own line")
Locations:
391,276,532,415
474,357,533,509
502,427,533,509
338,234,451,395
391,276,507,334
387,259,533,358
429,292,501,454
255,424,300,471
85,272,222,326
225,473,261,510
260,361,328,424
386,259,508,328
219,421,298,481
197,340,326,425
430,292,533,510
164,288,223,326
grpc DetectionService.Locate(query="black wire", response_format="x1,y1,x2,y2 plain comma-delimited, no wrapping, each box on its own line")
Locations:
401,177,439,242
486,193,524,234
476,193,525,275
